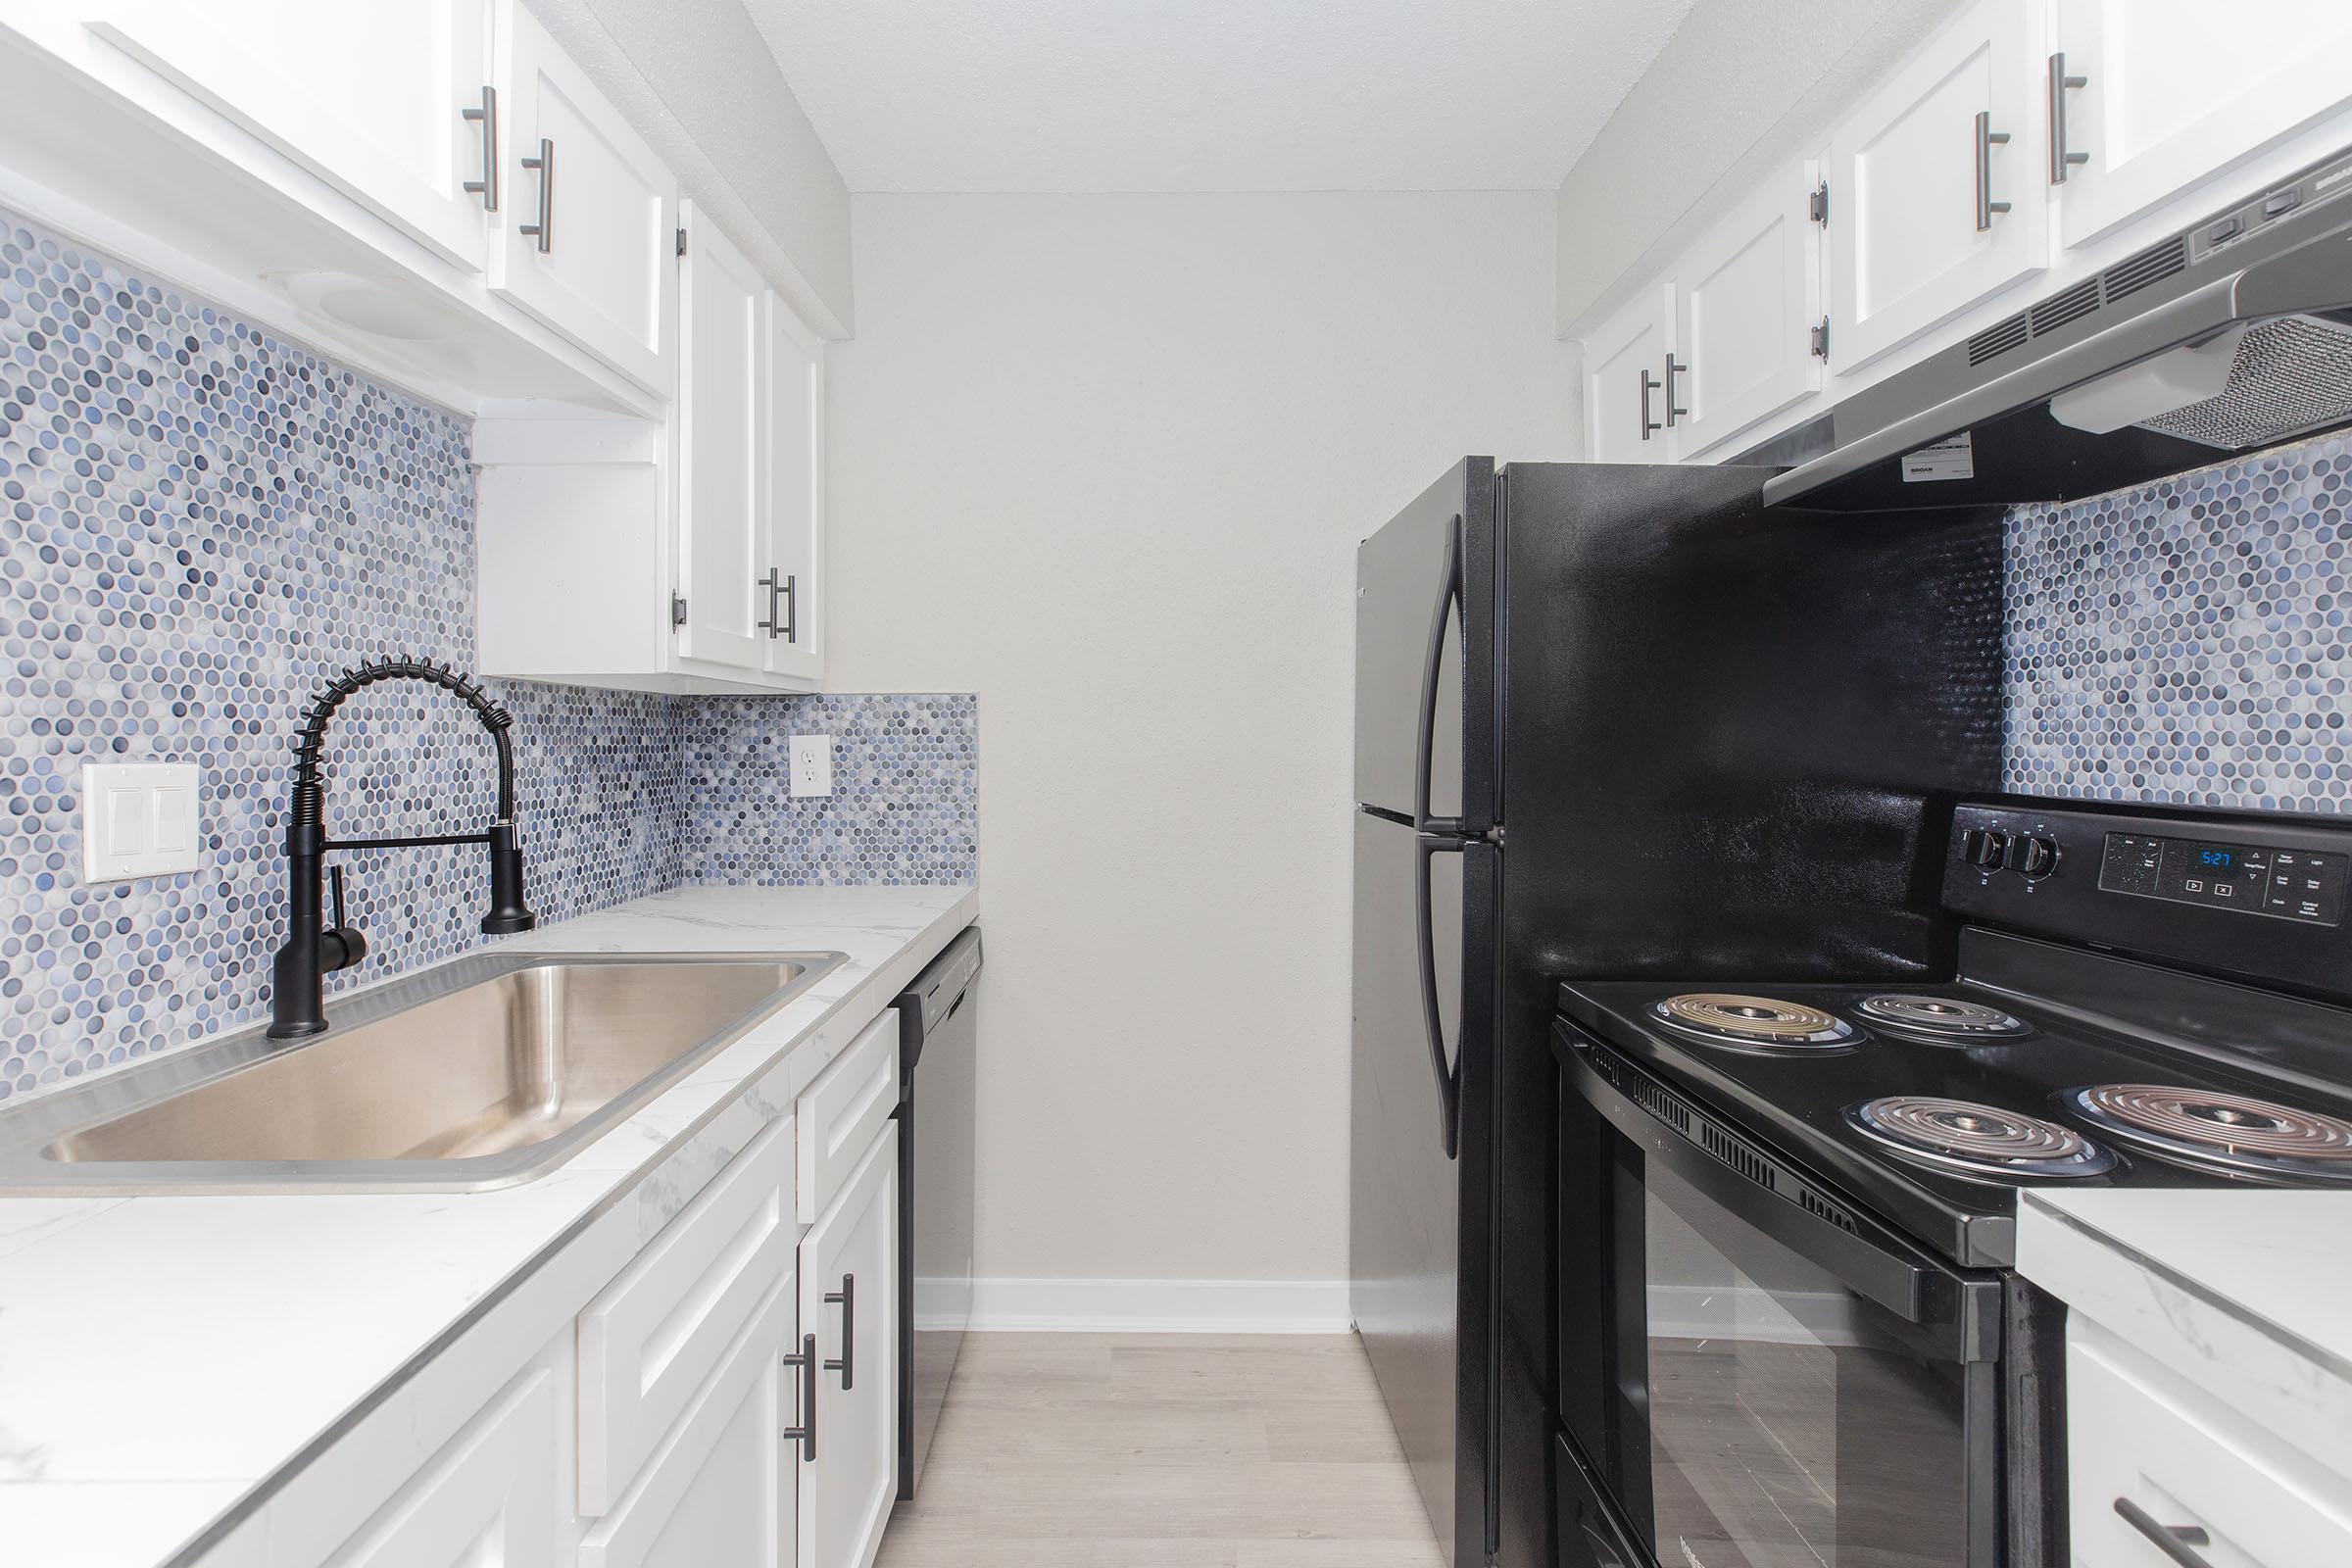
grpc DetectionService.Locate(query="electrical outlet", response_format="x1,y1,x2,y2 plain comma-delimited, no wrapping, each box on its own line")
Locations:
790,734,833,798
81,762,202,881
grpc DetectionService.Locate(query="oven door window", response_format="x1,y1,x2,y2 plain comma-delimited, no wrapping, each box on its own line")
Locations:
1623,1158,1974,1568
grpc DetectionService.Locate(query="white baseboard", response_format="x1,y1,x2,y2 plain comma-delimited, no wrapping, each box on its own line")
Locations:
965,1277,1351,1334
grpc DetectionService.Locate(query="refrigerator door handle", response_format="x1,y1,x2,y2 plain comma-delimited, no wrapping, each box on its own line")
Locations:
1415,831,1465,1159
1413,514,1466,836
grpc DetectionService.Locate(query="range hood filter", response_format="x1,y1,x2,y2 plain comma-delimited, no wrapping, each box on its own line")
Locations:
2136,314,2352,451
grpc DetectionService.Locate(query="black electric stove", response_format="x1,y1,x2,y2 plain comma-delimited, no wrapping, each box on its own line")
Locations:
1558,930,2352,1268
1549,800,2352,1568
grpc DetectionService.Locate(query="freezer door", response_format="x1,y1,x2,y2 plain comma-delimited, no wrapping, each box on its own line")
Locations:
1355,459,1496,831
1352,809,1461,1558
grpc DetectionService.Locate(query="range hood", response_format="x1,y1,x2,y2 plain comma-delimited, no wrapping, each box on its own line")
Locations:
1762,144,2352,511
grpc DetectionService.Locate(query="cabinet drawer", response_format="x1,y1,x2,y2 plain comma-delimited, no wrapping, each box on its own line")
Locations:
797,1009,900,1224
2069,1322,2352,1568
579,1117,795,1516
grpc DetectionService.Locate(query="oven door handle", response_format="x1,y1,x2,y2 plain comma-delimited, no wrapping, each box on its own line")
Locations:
1559,1022,1996,1357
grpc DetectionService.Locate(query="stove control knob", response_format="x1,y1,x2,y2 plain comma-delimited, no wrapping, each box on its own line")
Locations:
2005,835,2060,880
1961,828,2009,869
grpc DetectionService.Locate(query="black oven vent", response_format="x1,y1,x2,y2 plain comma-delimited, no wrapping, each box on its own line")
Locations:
1587,1040,1870,1239
1623,1069,1690,1134
1800,1190,1860,1234
1699,1123,1778,1191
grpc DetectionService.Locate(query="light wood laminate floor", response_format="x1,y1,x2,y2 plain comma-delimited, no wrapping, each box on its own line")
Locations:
875,1333,1448,1567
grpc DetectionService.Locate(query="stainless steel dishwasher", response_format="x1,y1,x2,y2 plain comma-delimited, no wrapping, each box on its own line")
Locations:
894,924,980,1499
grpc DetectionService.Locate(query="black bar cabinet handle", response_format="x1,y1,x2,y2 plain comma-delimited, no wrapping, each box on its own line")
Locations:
824,1273,855,1390
757,568,782,637
2113,1498,2215,1568
780,1331,818,1461
519,136,554,252
1416,832,1465,1160
1412,514,1464,837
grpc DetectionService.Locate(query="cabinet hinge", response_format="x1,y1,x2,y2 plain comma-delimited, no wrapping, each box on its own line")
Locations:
675,225,688,257
670,593,688,627
1808,179,1829,226
1809,316,1831,361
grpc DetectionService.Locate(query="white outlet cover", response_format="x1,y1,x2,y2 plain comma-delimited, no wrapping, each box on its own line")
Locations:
81,762,202,882
790,734,833,799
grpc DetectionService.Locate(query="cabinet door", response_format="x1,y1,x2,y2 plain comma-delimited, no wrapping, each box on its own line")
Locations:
2053,0,2352,249
491,0,675,393
580,1282,797,1568
1581,283,1674,464
85,0,494,270
1672,164,1824,458
761,295,824,684
321,1362,561,1568
674,202,768,672
1829,0,2047,372
798,1124,899,1568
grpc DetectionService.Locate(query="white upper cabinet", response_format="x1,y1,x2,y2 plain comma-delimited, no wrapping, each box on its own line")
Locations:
490,0,675,394
762,296,825,683
676,201,770,672
85,0,497,271
1582,282,1675,464
1828,0,2048,372
1670,163,1826,459
2050,0,2352,249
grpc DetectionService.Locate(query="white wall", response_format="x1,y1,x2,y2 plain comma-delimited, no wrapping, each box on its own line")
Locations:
825,192,1577,1297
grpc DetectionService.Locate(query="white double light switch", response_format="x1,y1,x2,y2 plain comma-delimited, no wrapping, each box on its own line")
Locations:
81,762,202,882
790,734,834,799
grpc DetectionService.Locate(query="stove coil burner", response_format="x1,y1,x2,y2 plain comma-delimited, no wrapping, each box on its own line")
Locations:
2067,1085,2352,1184
1847,1096,2119,1180
1855,994,2031,1042
1652,994,1859,1054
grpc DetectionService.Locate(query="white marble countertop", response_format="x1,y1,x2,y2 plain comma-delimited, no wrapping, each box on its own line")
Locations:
2018,1188,2352,1473
0,884,978,1568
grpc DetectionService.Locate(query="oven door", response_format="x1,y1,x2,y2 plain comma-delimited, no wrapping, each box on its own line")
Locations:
1554,1019,2007,1568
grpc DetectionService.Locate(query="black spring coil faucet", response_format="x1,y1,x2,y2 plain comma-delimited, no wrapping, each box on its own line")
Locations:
268,657,538,1039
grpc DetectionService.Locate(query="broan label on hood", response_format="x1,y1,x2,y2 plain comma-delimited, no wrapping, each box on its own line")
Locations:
1900,433,1976,482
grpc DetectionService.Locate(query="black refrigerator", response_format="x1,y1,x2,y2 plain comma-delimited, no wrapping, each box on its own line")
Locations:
1350,459,2006,1568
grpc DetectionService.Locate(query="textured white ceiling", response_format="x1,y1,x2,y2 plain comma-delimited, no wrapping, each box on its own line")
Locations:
743,0,1700,193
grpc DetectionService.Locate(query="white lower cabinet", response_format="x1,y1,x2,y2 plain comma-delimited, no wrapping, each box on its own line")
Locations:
319,1339,568,1568
2068,1318,2352,1567
798,1123,901,1568
253,1023,918,1568
580,1282,798,1568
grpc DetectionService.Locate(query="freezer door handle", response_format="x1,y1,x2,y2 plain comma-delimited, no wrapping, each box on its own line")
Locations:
1413,514,1465,837
1416,831,1465,1159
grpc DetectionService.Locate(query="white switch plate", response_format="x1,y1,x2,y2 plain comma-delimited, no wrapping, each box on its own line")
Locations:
790,734,833,798
81,762,202,882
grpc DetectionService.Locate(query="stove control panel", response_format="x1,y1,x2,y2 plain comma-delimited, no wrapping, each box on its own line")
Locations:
1946,803,2352,1001
2097,832,2346,924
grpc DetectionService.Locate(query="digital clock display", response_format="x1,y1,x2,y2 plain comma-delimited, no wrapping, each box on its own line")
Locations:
2199,848,2235,869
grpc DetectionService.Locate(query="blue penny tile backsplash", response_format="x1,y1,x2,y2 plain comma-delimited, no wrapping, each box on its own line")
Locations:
0,210,975,1102
679,694,978,887
2005,430,2352,813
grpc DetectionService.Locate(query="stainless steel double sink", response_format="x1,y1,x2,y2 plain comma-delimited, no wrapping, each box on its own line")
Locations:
0,951,847,1194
